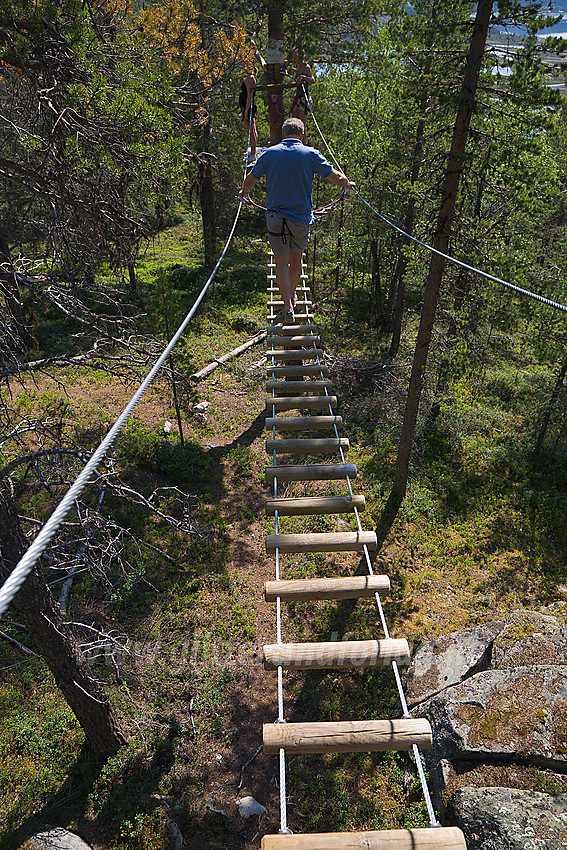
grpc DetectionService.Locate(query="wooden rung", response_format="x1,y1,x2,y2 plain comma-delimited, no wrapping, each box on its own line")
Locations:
269,300,313,307
263,638,410,670
266,364,329,378
264,574,389,601
266,530,376,553
268,286,309,292
266,396,337,411
265,463,356,481
263,718,432,754
268,335,320,347
266,325,316,335
266,349,325,360
266,380,332,394
265,438,348,455
265,415,342,431
268,312,309,322
265,494,365,516
261,826,467,849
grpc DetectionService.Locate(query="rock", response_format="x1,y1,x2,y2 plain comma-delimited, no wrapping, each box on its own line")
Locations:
495,629,567,669
25,829,92,850
192,401,210,414
166,820,183,850
421,666,567,771
405,622,505,706
447,786,567,849
163,421,172,433
205,799,228,819
237,796,266,819
491,611,561,668
194,412,207,425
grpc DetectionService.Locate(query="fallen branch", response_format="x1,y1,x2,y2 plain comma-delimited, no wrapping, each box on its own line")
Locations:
191,331,267,381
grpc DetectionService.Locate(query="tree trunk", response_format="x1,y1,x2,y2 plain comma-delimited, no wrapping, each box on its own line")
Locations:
127,262,137,297
391,0,493,503
389,113,426,356
266,4,285,144
199,103,217,270
0,228,31,346
534,355,567,454
0,486,128,756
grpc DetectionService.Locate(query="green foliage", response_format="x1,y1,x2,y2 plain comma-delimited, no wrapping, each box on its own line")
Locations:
117,419,212,486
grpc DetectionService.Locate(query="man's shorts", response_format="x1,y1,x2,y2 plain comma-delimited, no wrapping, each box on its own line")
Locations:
266,211,311,255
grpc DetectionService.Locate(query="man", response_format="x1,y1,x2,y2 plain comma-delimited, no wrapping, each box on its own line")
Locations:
239,70,258,161
290,52,315,127
239,117,354,324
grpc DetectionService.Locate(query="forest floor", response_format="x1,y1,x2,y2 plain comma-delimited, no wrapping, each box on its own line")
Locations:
2,214,567,850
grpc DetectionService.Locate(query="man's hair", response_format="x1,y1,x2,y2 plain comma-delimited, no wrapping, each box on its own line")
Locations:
282,118,304,138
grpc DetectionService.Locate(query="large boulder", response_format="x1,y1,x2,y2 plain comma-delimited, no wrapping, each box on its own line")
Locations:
405,622,505,706
491,611,562,669
447,786,567,849
421,666,567,770
24,829,92,850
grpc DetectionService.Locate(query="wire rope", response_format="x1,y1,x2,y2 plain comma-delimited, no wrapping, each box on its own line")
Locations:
0,96,256,618
305,84,567,315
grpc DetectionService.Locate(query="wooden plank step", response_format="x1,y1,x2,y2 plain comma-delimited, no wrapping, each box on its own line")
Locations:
269,300,313,307
268,335,320,347
264,574,389,601
265,494,365,516
266,364,329,378
266,324,317,335
266,380,332,394
265,463,356,481
265,396,337,411
263,718,432,754
265,438,348,455
266,530,376,553
265,415,342,431
261,826,467,849
268,312,309,322
263,638,410,670
266,348,324,360
268,286,309,292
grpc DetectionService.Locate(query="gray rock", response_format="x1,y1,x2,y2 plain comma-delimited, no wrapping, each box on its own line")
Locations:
26,829,92,850
447,786,567,849
406,622,505,706
422,666,567,770
496,629,567,670
491,611,561,669
237,796,266,819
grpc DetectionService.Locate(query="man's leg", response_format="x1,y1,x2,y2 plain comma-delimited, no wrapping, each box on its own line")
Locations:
289,249,303,302
274,250,293,313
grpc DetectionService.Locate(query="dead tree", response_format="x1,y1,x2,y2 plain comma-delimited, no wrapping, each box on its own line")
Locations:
0,485,127,756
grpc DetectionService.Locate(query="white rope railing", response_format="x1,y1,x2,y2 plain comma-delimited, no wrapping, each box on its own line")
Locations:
305,83,567,315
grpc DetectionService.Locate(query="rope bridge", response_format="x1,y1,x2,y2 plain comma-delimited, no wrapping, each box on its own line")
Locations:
260,253,466,848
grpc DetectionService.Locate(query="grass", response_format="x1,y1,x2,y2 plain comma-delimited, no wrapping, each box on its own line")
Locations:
3,212,567,848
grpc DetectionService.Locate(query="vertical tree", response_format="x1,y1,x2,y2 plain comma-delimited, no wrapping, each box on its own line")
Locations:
391,0,494,502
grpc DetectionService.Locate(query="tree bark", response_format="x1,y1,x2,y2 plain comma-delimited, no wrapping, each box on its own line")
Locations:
389,114,426,356
391,0,494,502
266,4,284,145
0,486,128,756
534,354,567,454
0,228,31,346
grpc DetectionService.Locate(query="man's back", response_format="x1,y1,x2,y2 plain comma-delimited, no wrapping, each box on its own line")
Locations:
251,138,332,224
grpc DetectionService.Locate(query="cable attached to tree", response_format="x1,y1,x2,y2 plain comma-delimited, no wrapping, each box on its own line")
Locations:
0,98,257,618
306,84,567,315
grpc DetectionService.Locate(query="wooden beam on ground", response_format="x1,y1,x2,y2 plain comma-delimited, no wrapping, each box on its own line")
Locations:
191,331,267,381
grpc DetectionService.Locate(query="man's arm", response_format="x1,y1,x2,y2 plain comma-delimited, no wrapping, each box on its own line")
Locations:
326,169,355,190
239,173,258,198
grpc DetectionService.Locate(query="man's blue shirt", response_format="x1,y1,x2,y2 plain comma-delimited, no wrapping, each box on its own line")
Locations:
250,139,333,225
